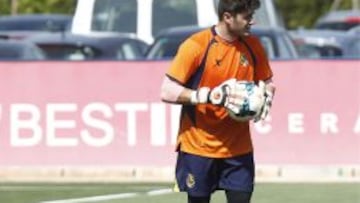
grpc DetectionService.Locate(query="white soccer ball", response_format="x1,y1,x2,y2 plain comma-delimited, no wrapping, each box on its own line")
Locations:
227,81,266,122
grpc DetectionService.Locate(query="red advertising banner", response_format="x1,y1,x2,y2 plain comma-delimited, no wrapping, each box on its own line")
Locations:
0,60,358,166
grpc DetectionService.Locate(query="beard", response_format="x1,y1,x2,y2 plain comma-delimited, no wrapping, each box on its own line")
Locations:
231,27,251,37
226,22,252,37
240,25,252,36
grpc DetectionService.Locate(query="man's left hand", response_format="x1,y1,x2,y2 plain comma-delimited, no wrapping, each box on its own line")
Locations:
254,82,275,122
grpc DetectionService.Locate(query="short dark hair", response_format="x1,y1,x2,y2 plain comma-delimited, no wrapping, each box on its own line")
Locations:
217,0,260,20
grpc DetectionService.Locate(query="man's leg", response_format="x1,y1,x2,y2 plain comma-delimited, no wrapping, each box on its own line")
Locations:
175,151,218,202
225,190,252,203
218,153,255,203
188,195,211,203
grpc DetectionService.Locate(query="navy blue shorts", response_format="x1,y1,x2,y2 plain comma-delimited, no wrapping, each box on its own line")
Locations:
175,151,254,197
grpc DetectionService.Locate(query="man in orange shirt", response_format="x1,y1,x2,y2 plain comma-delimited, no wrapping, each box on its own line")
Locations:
160,0,275,202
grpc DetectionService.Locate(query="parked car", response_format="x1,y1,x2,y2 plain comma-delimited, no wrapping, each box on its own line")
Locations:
290,29,360,59
0,39,45,60
146,26,298,60
26,32,148,60
0,14,72,40
348,25,360,35
72,0,284,44
314,10,360,31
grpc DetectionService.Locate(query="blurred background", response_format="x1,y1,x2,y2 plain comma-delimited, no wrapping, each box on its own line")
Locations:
0,0,359,203
0,0,359,60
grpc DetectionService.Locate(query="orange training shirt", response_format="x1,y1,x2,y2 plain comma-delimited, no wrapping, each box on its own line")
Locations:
166,27,273,158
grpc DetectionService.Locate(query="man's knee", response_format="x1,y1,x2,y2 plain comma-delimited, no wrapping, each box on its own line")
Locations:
225,190,252,203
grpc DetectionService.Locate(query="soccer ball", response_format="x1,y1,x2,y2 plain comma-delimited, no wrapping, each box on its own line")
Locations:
227,81,265,122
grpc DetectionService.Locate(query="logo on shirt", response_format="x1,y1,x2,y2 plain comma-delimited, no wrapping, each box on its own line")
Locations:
215,59,222,66
186,173,196,188
239,54,249,67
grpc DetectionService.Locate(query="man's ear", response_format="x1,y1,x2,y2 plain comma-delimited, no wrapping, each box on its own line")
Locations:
223,12,233,23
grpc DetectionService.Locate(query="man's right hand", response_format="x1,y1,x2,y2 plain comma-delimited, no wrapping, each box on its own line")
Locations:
208,78,237,105
190,79,248,113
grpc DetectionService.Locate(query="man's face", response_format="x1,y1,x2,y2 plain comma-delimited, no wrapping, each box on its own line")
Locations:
225,10,255,37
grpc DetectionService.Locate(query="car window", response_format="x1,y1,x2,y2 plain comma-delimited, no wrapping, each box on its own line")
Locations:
147,36,188,59
152,0,197,36
258,37,275,59
38,45,100,60
257,32,298,59
117,42,139,60
91,0,137,33
23,45,46,60
276,33,298,59
295,44,322,59
319,46,343,57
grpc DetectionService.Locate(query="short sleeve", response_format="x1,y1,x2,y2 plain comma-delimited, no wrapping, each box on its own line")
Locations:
166,38,203,84
250,37,273,81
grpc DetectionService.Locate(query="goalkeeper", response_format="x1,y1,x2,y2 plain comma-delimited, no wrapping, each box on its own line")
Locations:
160,0,275,202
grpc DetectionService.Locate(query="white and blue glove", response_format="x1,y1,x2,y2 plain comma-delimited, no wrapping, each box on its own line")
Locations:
190,78,248,114
254,83,275,122
226,80,266,121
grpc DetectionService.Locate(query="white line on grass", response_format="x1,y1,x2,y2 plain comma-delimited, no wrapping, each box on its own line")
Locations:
147,188,173,196
39,193,138,203
39,188,173,203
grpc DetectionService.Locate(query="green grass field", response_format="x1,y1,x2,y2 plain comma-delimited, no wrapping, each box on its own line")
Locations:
0,182,359,203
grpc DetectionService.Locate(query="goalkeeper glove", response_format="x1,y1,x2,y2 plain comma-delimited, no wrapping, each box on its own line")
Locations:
190,79,248,114
226,81,267,121
254,83,275,122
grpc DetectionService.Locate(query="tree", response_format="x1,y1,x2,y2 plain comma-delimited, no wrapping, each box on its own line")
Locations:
0,0,76,15
0,0,11,15
17,0,76,14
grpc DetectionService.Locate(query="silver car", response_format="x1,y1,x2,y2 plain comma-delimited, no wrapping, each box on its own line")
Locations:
26,32,148,61
290,29,360,59
314,10,360,31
